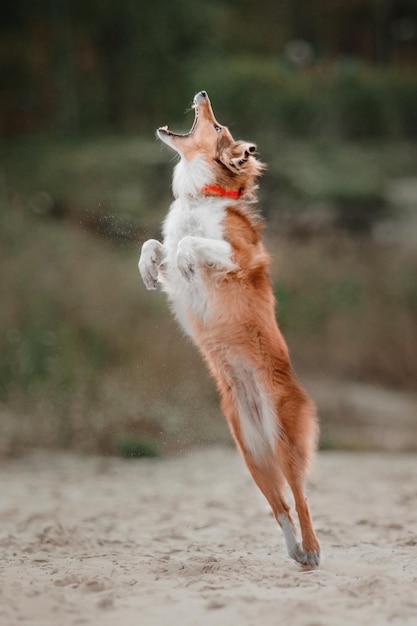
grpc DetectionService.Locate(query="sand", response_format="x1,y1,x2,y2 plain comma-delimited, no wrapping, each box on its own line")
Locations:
0,447,416,626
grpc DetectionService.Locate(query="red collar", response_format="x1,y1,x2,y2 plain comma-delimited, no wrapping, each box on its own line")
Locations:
201,184,244,199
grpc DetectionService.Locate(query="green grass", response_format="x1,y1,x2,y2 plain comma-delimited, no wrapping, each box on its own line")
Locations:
116,435,160,459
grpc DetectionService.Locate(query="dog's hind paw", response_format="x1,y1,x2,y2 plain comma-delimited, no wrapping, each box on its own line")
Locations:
303,550,321,568
278,513,320,569
290,544,320,568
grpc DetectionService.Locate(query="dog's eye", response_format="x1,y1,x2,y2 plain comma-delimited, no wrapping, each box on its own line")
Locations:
214,125,222,133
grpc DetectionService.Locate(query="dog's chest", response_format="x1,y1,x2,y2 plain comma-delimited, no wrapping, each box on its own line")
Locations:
161,197,227,332
163,197,226,246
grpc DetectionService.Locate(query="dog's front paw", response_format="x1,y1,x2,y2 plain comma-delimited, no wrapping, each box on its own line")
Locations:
177,253,196,281
177,237,196,282
138,240,163,290
139,262,159,290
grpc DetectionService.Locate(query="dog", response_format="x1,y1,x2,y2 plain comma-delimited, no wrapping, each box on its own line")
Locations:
138,91,320,567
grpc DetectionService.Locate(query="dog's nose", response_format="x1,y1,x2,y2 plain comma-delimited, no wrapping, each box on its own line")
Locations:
194,91,208,106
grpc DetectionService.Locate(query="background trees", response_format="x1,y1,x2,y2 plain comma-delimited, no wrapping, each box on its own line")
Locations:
1,0,416,136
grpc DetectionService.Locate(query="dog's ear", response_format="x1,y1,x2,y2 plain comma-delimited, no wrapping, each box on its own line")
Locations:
218,140,258,172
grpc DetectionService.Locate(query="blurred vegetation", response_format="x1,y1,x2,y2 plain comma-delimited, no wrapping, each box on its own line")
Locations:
1,137,417,455
1,0,417,455
1,0,417,138
116,435,160,459
193,60,417,140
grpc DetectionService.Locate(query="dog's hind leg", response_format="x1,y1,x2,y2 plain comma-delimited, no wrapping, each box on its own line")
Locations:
280,456,320,568
218,367,312,567
235,440,311,565
278,425,321,568
281,485,320,569
223,405,305,565
237,443,294,532
241,444,320,568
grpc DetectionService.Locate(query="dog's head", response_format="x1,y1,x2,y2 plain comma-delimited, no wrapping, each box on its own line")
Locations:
157,91,264,198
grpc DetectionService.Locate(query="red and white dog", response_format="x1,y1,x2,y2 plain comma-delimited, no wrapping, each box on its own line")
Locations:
139,91,320,567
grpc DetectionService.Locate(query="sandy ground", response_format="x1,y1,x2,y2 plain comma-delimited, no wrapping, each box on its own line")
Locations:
0,448,416,626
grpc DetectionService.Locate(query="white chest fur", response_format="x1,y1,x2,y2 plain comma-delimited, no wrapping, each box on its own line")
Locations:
160,193,229,334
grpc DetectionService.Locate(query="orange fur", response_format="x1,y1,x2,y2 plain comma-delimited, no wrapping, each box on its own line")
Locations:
191,203,320,561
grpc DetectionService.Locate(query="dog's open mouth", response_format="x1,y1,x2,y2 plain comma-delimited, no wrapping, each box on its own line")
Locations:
158,107,197,138
158,92,204,138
